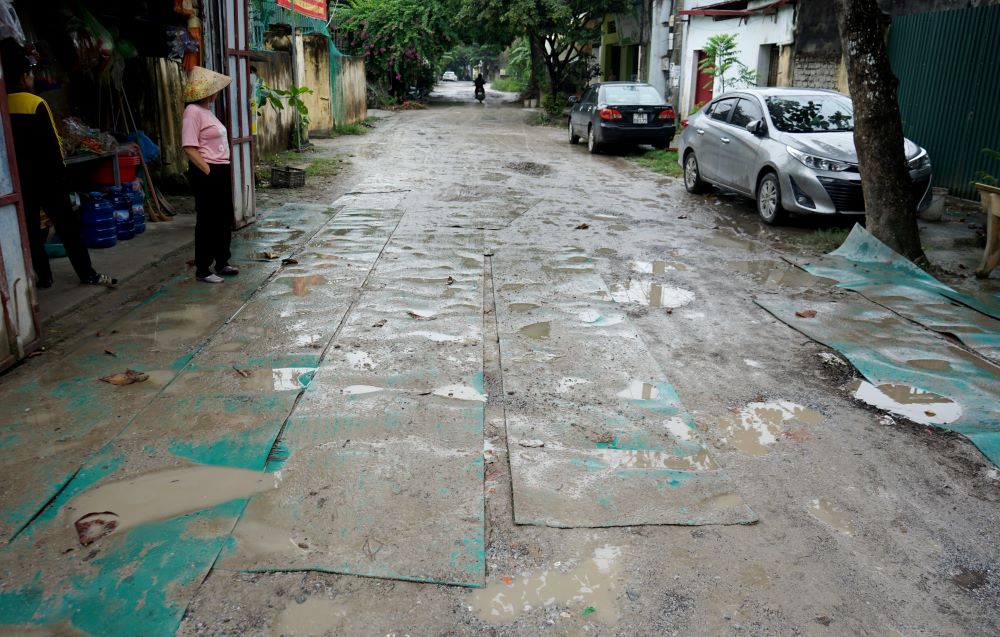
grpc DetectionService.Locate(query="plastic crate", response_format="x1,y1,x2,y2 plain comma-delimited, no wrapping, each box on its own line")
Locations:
271,165,306,188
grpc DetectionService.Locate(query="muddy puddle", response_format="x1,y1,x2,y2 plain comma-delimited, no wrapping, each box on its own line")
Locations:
468,545,623,624
509,303,540,312
433,383,487,402
520,322,551,339
632,260,688,274
849,381,962,425
717,401,824,455
578,310,625,326
275,598,348,636
725,260,834,287
809,498,855,535
706,233,759,252
617,381,660,401
65,466,280,541
146,305,219,345
596,448,718,471
610,281,695,309
280,275,327,297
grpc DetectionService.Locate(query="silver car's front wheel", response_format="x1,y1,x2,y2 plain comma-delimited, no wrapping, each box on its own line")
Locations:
757,172,786,225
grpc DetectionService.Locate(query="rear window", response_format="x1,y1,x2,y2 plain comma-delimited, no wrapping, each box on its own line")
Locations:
601,85,665,106
765,95,854,132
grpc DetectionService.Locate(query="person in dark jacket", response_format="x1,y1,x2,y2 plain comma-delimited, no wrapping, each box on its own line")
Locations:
1,38,115,288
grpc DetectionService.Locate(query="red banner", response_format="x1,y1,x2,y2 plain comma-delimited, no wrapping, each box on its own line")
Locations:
276,0,327,20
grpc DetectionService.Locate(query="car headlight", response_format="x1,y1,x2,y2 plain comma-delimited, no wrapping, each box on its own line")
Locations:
908,150,931,170
787,146,853,172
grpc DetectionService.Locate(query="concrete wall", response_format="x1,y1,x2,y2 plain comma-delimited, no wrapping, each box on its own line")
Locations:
679,2,796,114
333,56,368,126
301,35,334,136
253,50,298,159
647,0,675,101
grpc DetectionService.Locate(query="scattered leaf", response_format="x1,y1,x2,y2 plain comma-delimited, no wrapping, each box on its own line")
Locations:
260,251,280,260
518,439,545,448
446,276,455,285
677,214,689,219
75,511,119,546
28,351,44,358
104,349,116,357
233,366,251,378
795,309,818,318
100,369,149,386
925,410,936,417
575,223,590,230
500,576,514,585
407,310,435,320
372,319,387,328
281,258,299,266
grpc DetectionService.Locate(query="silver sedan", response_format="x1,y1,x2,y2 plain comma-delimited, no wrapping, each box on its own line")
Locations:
678,88,932,224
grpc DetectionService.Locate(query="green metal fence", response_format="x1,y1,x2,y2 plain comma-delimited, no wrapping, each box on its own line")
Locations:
889,5,1000,200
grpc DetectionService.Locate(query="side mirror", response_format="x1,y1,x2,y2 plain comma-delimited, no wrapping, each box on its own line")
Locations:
746,119,766,135
568,95,579,105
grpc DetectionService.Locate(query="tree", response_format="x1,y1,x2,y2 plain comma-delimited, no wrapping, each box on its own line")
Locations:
834,0,924,261
334,0,459,98
698,34,756,93
461,0,627,100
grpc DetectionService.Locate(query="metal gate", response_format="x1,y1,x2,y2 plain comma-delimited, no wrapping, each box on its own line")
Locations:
0,62,40,372
222,0,256,227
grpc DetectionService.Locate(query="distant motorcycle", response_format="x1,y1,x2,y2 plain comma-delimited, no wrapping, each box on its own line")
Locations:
475,86,485,103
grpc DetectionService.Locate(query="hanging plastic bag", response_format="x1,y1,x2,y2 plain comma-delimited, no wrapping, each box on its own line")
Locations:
0,0,25,44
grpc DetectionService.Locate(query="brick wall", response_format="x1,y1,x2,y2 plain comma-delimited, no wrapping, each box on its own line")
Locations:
792,54,841,89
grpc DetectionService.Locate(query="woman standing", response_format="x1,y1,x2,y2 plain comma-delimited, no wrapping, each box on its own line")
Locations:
182,66,238,284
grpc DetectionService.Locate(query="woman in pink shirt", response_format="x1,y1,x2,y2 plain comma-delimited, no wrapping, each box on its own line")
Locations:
182,66,239,283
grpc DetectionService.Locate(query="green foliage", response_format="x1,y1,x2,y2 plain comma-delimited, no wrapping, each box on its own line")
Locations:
698,33,756,92
261,84,314,146
974,147,1000,186
542,94,568,117
305,158,343,177
334,0,458,95
491,76,525,92
461,0,626,99
442,43,503,79
634,150,682,178
334,123,366,135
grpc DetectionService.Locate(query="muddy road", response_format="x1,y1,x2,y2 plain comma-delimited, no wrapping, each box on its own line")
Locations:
1,87,998,637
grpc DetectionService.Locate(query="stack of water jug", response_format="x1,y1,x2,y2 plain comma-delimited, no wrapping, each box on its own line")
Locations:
80,181,147,249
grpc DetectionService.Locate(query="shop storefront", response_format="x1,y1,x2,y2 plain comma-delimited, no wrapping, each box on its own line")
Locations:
0,0,256,371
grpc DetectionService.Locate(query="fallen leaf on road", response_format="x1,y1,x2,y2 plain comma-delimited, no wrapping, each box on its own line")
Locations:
677,214,689,219
372,319,387,328
501,576,514,584
446,276,455,285
233,366,251,378
28,351,44,358
104,349,116,357
259,252,280,260
795,309,818,318
75,511,119,546
281,258,299,265
407,310,435,320
100,370,149,386
574,223,590,230
518,439,545,448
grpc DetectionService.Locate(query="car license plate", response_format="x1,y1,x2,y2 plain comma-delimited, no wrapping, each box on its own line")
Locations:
633,113,648,124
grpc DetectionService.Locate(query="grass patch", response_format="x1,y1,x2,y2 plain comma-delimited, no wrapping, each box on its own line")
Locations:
794,228,851,252
491,77,525,93
306,158,342,177
333,123,366,136
269,149,311,165
633,149,682,177
529,112,564,128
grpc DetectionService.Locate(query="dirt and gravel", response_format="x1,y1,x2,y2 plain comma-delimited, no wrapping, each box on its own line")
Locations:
5,81,999,636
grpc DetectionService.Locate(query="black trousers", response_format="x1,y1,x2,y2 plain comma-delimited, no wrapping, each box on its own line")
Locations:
189,162,234,277
23,187,96,284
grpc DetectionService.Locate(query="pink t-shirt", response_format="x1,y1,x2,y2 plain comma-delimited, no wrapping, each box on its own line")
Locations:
182,104,230,164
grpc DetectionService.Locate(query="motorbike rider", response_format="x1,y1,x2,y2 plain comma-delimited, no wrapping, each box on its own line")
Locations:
474,73,486,98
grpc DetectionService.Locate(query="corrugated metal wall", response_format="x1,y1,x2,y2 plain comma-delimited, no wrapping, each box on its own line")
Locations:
889,5,1000,199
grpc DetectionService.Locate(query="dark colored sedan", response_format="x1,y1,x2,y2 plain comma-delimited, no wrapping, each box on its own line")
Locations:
568,82,676,154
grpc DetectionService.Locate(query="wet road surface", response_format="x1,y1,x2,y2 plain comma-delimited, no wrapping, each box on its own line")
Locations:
1,88,999,636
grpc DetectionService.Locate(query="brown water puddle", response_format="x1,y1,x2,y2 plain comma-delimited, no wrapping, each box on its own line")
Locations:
281,275,327,297
718,401,824,455
609,282,695,309
468,545,624,625
520,322,551,338
809,498,855,535
633,260,688,274
596,448,718,471
706,233,758,252
509,303,540,312
849,381,962,425
907,359,954,372
725,260,834,287
64,465,279,540
146,304,220,345
275,598,349,636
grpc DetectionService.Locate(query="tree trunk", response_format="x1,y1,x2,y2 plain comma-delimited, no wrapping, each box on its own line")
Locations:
527,30,544,99
834,0,924,262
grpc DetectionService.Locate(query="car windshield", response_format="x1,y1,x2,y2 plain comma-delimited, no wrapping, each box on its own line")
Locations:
602,85,664,105
765,95,854,132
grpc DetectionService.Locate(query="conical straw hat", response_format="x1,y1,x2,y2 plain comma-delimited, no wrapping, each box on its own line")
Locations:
184,66,232,103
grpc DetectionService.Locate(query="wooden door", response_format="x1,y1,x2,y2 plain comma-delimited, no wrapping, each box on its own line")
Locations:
0,59,41,370
695,50,714,107
222,0,256,228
